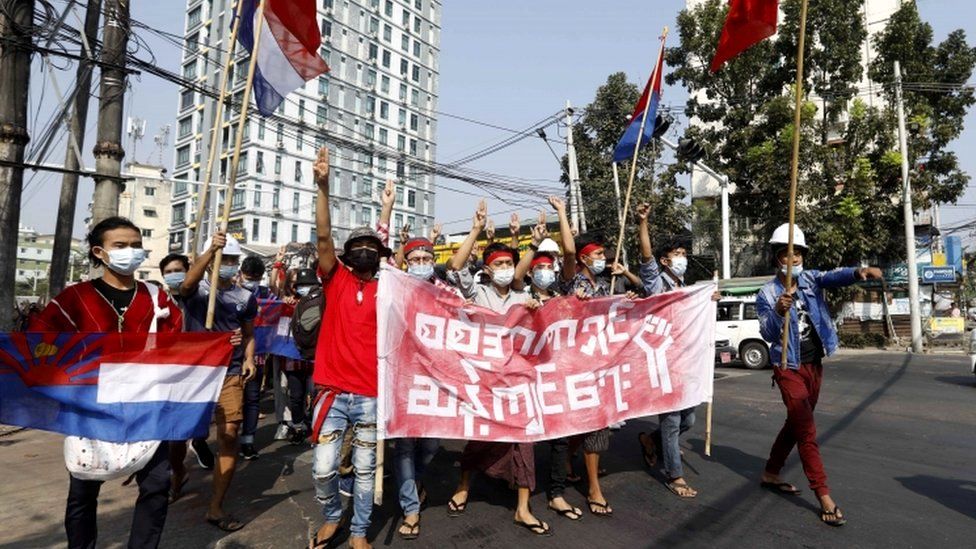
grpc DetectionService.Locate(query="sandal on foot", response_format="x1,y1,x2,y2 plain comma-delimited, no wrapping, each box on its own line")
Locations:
417,483,429,511
206,515,246,532
566,473,582,483
397,518,421,541
513,518,553,536
821,506,847,527
547,502,583,521
587,499,613,517
307,523,344,549
665,480,698,499
447,496,467,517
760,481,801,495
638,432,657,469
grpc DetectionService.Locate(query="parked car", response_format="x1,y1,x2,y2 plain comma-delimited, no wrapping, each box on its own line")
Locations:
716,297,770,370
715,338,737,366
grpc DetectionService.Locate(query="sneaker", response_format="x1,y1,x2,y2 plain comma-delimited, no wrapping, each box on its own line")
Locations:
338,474,354,497
274,423,291,441
190,438,215,470
240,443,259,461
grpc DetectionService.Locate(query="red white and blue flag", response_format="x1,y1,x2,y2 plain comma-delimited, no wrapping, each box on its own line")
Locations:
0,332,232,442
613,36,667,163
254,298,302,360
237,0,330,116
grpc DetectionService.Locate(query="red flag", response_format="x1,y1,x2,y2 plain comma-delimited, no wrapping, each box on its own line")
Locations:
710,0,778,72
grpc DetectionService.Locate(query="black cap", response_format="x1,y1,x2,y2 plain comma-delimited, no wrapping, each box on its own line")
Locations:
343,226,392,258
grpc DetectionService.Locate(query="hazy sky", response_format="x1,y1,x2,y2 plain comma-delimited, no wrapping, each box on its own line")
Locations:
21,0,976,248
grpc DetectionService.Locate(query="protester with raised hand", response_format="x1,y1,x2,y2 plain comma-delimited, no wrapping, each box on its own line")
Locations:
179,232,257,532
31,216,183,549
444,201,550,537
307,147,391,549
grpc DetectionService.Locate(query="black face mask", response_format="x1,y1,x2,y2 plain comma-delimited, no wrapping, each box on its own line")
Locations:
345,248,380,271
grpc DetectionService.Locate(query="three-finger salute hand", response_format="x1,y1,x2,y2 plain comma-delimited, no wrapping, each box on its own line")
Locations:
314,147,331,190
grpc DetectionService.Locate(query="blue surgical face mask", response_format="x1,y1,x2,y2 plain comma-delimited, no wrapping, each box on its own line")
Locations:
218,265,239,280
532,268,556,289
240,279,258,291
589,259,606,275
163,272,185,290
103,247,147,276
408,264,435,280
780,264,804,277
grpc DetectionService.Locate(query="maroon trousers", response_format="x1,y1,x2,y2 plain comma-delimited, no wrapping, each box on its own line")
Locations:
765,362,830,497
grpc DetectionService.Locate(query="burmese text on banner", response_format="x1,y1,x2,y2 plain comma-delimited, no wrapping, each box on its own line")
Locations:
377,268,717,443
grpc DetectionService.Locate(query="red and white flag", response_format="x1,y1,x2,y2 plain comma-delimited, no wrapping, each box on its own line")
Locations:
377,268,717,443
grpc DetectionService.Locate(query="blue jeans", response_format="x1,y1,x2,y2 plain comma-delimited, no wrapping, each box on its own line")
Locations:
393,438,439,516
653,407,696,479
311,393,377,538
241,366,264,445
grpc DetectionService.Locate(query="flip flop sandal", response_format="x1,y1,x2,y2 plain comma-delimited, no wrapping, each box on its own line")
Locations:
665,480,698,499
638,432,657,469
821,506,847,527
547,502,583,521
206,515,246,532
513,518,553,536
397,518,421,541
307,522,345,548
760,481,801,495
447,496,467,518
587,499,613,517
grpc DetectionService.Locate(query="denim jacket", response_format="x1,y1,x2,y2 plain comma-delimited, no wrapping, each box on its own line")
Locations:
756,268,859,369
638,257,683,296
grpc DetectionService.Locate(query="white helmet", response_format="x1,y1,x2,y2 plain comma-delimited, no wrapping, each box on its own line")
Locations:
769,223,807,250
538,238,560,254
203,234,243,256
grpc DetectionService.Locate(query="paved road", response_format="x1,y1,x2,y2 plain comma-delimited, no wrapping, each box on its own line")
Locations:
2,350,974,548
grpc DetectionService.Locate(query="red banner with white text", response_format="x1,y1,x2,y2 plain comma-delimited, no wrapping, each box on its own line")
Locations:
377,267,717,443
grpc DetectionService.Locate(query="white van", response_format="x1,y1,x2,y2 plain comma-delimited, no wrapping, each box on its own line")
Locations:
716,296,771,369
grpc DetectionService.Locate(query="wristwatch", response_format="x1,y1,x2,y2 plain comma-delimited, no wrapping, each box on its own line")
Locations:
528,243,539,251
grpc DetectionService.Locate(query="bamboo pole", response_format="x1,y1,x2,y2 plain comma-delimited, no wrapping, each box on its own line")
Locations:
778,0,810,369
706,270,718,457
190,0,245,261
205,0,266,329
611,29,668,288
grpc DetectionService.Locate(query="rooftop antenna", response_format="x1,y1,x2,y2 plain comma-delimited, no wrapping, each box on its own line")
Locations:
152,124,171,166
126,116,147,162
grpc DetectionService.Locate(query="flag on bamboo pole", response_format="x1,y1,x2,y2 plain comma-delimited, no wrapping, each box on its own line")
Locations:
612,36,666,163
237,0,330,116
710,0,779,72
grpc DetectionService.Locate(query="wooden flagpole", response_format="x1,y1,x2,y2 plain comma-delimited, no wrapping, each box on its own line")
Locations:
205,0,267,329
190,0,245,262
706,269,718,457
611,28,668,288
778,0,810,368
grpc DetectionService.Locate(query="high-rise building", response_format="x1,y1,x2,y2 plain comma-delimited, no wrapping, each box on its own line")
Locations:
168,0,442,257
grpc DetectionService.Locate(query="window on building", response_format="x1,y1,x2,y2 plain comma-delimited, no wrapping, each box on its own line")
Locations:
401,35,410,52
256,151,265,174
409,113,419,131
182,60,197,79
399,59,408,75
317,105,328,125
318,76,329,97
407,189,416,208
144,187,156,196
180,90,194,111
237,151,248,175
397,134,405,151
298,99,306,120
232,188,245,209
411,65,420,82
366,68,377,87
369,16,379,33
409,138,417,156
396,185,404,205
365,123,375,140
384,1,393,17
411,89,419,106
253,183,262,207
143,208,158,218
383,24,392,42
295,161,303,183
413,17,421,33
271,221,278,243
398,108,406,126
292,191,300,213
296,128,304,150
380,101,389,119
187,6,201,28
381,49,391,68
273,186,280,209
413,40,421,58
258,118,266,140
252,219,260,240
381,75,390,93
276,122,284,143
415,0,422,9
321,19,332,37
178,117,192,138
378,128,388,144
176,146,190,166
274,154,282,175
291,224,298,243
141,228,153,238
365,95,375,114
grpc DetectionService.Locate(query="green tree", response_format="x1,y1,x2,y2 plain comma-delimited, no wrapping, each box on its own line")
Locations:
570,73,689,266
664,0,975,274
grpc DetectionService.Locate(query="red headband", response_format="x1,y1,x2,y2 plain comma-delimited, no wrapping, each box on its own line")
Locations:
578,243,604,259
531,255,554,268
485,250,514,266
403,238,433,257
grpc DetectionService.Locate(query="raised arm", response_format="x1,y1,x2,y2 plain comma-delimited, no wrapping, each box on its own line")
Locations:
515,223,547,283
448,200,487,272
180,232,225,297
314,147,337,276
509,213,521,250
429,223,442,244
549,195,576,281
394,224,410,269
379,179,395,230
636,203,652,262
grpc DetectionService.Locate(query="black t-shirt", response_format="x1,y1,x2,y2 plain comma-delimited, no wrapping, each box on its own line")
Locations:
796,292,824,363
91,278,136,316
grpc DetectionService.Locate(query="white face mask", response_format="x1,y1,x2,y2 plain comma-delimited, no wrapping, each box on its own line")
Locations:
532,269,556,289
103,248,147,276
491,268,515,287
780,264,804,277
408,264,435,280
669,256,688,278
295,286,312,297
589,259,606,275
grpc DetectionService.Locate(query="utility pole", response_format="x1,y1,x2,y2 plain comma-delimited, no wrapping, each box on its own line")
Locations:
50,0,102,296
895,61,924,353
0,0,35,330
660,136,731,279
90,0,130,225
565,101,587,233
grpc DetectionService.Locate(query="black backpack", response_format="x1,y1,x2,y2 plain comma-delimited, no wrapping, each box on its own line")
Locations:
290,288,324,361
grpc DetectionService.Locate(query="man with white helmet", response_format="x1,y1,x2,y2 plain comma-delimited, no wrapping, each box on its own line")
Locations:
756,223,882,527
179,232,258,532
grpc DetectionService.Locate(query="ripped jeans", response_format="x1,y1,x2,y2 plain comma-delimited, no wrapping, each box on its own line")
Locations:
311,392,377,538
